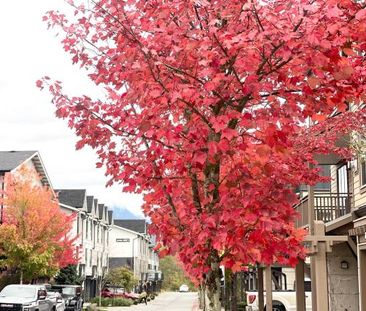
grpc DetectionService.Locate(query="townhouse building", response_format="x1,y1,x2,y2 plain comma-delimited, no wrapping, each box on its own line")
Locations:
57,189,112,301
109,219,161,290
0,151,54,222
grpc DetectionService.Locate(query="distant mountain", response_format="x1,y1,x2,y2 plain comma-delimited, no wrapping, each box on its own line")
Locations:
111,206,142,219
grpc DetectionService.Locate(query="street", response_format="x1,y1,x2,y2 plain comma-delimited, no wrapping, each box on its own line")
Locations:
110,292,199,311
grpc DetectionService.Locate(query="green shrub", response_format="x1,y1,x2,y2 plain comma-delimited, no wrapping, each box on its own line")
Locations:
90,297,133,307
237,301,247,311
112,298,133,307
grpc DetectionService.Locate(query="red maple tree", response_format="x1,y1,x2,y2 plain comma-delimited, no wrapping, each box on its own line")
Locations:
40,0,366,309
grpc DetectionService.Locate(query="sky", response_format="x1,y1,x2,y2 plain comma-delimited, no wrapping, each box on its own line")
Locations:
0,1,144,217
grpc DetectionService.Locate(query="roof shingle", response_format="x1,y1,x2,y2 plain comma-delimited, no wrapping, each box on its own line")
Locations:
114,219,147,234
0,151,37,171
56,189,86,209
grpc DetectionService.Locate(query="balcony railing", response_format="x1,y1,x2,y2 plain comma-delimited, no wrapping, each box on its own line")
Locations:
294,192,351,228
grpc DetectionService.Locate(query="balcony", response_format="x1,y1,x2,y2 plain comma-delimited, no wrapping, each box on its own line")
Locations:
294,192,351,228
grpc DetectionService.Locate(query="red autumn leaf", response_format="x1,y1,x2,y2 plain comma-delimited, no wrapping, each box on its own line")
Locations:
307,76,320,89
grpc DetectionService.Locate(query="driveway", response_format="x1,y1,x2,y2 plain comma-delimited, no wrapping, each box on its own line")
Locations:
105,291,199,311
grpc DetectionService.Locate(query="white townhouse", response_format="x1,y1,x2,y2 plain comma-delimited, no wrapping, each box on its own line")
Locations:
109,219,161,289
0,151,54,223
57,189,112,301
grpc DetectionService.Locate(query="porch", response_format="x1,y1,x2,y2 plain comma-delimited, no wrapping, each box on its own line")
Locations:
294,191,352,228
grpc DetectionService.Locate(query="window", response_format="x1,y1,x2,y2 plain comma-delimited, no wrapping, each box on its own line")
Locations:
337,164,349,193
361,160,366,187
76,214,80,234
315,165,331,191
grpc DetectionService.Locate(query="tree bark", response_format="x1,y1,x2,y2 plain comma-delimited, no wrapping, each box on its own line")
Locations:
198,285,206,310
206,261,222,311
232,273,237,311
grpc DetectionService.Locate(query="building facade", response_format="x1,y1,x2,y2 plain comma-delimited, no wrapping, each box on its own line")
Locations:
57,189,112,301
109,219,161,290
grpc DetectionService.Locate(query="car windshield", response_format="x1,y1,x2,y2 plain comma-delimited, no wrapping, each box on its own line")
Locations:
62,288,76,295
0,286,36,298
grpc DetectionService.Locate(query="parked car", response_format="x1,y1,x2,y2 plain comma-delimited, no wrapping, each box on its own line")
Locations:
179,284,189,292
101,287,125,298
246,279,312,311
0,284,53,311
47,291,65,311
49,285,83,311
101,287,140,301
42,284,65,311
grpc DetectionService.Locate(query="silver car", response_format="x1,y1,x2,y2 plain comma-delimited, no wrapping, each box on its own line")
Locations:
0,285,53,311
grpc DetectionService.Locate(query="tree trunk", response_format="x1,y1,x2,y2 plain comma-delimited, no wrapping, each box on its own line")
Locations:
198,285,206,310
206,261,222,311
20,270,23,285
231,273,237,311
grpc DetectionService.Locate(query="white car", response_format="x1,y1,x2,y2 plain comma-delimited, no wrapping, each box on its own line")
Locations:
179,284,189,292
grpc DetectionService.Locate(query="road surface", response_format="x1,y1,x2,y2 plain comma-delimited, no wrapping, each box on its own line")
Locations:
115,291,199,311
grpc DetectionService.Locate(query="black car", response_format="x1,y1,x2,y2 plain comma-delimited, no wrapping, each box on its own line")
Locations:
48,286,83,311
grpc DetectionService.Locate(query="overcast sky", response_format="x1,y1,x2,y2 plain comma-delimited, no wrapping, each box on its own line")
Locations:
0,1,143,217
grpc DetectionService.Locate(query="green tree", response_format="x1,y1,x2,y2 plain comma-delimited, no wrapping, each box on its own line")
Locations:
104,267,137,292
55,265,83,285
160,256,195,291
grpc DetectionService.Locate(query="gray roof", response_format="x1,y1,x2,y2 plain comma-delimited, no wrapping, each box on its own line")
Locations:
0,151,37,171
98,204,104,219
114,219,147,234
108,210,113,225
86,196,94,213
56,189,86,208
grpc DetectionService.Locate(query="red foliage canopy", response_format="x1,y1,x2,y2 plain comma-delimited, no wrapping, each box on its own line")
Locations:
40,0,366,280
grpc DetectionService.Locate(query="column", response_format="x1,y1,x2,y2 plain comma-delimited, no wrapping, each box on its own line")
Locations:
358,245,366,310
295,259,306,311
312,221,328,311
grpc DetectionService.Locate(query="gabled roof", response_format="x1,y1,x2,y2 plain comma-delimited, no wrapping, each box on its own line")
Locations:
114,219,147,234
98,203,105,220
0,151,37,171
0,151,52,187
56,189,86,209
108,210,113,225
86,196,94,213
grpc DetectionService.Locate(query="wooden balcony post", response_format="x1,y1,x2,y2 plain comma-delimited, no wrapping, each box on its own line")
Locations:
358,245,366,311
307,181,315,234
265,266,272,310
295,259,306,311
310,221,329,311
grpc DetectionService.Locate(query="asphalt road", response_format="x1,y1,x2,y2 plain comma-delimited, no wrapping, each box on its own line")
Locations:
123,291,199,311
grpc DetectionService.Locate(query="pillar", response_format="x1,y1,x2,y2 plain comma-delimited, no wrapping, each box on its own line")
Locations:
358,245,366,310
295,259,306,311
311,221,328,311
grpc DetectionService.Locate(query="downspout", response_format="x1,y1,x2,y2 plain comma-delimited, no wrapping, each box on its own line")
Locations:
0,171,5,224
